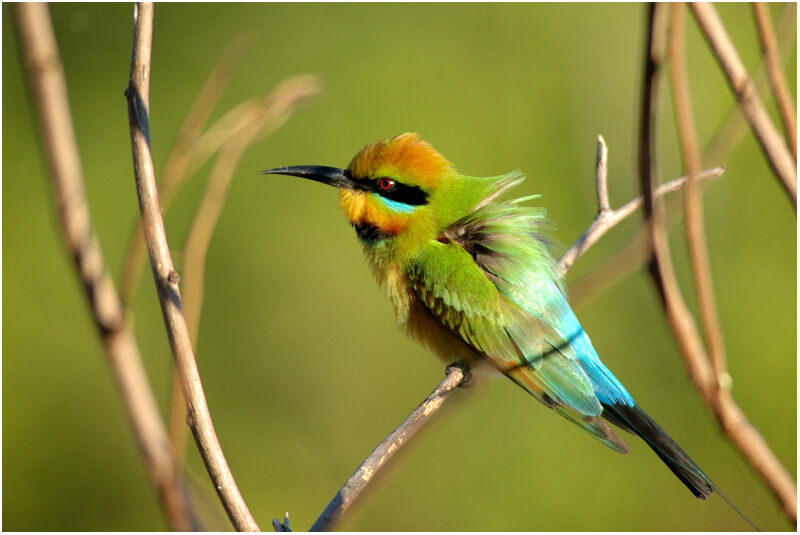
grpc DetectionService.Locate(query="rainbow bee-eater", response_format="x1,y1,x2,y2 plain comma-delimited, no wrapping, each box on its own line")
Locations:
262,133,749,522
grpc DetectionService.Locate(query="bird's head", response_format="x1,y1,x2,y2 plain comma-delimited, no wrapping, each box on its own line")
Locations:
262,133,508,257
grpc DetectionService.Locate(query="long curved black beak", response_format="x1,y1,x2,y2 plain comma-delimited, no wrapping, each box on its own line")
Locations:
260,165,357,190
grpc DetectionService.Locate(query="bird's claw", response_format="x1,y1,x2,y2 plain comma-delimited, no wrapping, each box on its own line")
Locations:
446,360,473,387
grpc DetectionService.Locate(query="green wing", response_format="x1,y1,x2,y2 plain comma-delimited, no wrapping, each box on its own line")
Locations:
406,240,628,453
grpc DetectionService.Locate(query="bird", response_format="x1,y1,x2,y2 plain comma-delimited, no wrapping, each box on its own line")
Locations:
262,132,753,526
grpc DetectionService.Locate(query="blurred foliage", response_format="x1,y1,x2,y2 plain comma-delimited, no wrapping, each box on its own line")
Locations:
3,3,796,531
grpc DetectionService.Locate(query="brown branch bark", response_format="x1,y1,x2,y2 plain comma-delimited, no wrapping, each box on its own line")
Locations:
640,3,796,524
752,2,797,161
15,2,196,530
705,3,796,166
669,3,730,387
690,2,796,207
124,3,259,531
308,365,466,532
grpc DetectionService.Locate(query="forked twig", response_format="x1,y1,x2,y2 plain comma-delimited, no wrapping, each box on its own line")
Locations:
690,2,796,207
125,3,259,530
16,2,196,530
639,3,796,524
273,512,291,532
555,135,724,278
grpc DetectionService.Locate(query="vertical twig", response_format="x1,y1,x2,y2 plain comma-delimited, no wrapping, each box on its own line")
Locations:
668,3,730,386
690,2,796,207
752,2,797,161
639,3,796,524
638,2,671,300
15,2,196,530
124,3,259,531
162,99,261,456
595,135,610,213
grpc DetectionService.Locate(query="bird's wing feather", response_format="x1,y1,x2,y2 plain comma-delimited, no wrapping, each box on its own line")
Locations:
447,189,635,409
406,239,628,452
407,176,632,452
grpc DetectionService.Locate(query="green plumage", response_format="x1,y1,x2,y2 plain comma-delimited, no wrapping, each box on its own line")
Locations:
399,171,628,452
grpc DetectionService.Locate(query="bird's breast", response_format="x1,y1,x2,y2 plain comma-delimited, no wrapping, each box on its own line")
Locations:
360,249,415,324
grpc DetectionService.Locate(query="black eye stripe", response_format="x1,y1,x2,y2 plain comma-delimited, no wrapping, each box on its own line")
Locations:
375,179,428,205
345,170,429,206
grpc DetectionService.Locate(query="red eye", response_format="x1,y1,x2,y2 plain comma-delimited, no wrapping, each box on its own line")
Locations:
378,177,395,191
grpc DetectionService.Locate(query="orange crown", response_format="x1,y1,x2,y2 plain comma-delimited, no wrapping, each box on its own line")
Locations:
347,133,455,187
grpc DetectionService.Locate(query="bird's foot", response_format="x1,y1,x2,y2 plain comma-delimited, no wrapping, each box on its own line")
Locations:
446,360,473,388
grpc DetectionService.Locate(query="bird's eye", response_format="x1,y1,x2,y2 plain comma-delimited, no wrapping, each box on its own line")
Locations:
377,177,396,191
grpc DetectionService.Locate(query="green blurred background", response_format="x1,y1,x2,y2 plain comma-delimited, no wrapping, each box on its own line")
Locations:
3,3,796,531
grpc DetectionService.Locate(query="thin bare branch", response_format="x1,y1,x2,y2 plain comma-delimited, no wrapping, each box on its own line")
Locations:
15,3,195,530
669,3,729,386
308,365,466,532
166,87,317,458
595,135,611,213
705,2,796,165
119,34,253,304
752,2,797,161
690,2,796,207
120,96,263,306
124,3,259,530
168,74,321,457
640,3,796,524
